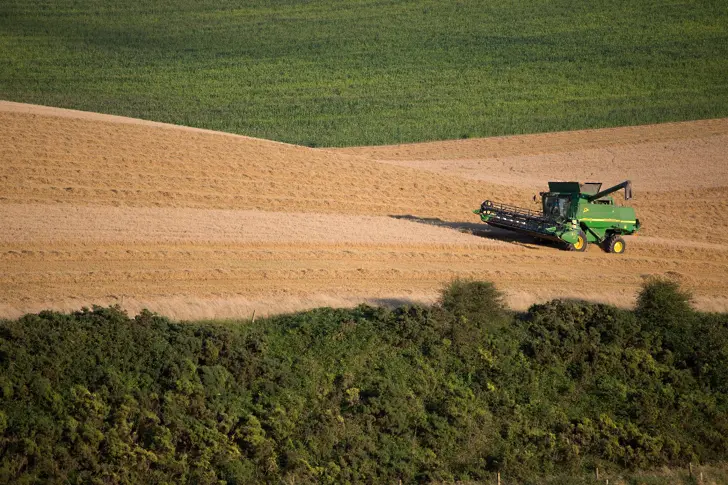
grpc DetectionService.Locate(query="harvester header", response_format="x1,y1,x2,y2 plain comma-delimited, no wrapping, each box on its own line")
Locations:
474,180,640,253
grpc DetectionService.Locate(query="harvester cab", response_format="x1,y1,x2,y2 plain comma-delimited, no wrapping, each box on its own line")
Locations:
474,180,640,253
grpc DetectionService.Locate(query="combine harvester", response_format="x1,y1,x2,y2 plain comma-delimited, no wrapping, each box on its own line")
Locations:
474,181,640,253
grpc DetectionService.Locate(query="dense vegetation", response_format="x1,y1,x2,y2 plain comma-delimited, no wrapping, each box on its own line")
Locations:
1,0,727,146
1,279,727,484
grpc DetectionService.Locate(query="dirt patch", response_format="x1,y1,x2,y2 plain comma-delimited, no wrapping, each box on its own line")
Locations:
2,102,727,318
333,118,728,190
0,204,501,246
0,102,530,219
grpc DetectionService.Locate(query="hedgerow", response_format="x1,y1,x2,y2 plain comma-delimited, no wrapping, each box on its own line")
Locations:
0,280,726,483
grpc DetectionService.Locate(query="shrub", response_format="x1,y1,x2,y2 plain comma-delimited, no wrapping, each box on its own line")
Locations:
0,280,726,483
636,277,693,329
439,279,506,323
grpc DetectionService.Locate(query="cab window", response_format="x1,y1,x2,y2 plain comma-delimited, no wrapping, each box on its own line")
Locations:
544,196,571,220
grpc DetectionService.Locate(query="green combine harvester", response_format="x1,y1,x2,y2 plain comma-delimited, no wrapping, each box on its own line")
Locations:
473,181,640,253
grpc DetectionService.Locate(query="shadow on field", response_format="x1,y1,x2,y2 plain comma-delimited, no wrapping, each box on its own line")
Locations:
389,214,544,249
369,297,427,308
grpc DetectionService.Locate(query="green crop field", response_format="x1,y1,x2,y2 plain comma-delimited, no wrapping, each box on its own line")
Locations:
1,0,727,146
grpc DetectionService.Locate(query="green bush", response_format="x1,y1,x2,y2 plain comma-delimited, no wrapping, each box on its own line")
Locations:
439,279,506,323
636,277,694,328
1,281,727,484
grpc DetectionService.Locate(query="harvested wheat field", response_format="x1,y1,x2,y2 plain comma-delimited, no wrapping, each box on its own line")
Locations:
2,101,728,319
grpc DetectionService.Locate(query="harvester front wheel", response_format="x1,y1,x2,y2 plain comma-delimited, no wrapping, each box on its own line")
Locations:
567,230,588,252
606,235,626,254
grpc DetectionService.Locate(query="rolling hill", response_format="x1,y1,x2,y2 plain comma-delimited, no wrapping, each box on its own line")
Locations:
2,101,727,319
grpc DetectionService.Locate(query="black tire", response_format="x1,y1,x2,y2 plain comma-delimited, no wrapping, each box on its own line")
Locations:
605,235,626,254
567,230,588,252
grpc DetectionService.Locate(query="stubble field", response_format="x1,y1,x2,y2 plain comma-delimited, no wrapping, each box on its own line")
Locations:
1,101,727,319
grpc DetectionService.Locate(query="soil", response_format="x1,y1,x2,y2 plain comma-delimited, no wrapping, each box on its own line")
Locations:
2,101,727,319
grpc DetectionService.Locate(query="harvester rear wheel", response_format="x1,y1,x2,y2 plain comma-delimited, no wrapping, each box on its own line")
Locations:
567,230,588,252
606,235,626,254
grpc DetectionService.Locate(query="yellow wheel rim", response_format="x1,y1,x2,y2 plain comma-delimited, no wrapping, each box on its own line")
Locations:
574,236,584,250
614,241,624,253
